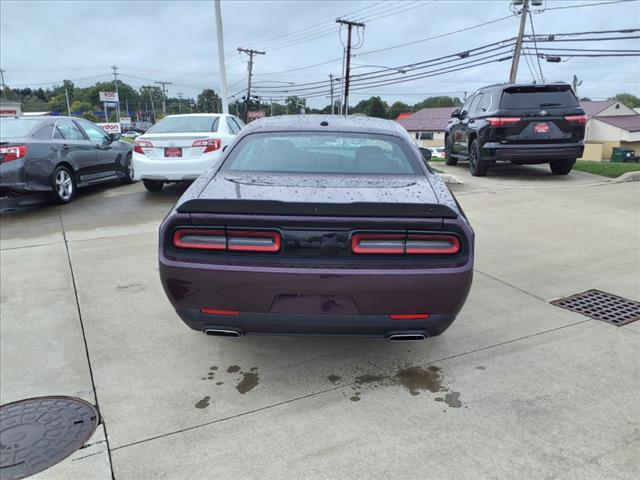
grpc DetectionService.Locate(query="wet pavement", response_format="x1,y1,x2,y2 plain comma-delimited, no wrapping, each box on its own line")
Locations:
1,168,638,479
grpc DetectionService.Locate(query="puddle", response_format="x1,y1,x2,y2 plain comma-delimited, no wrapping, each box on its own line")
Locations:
327,374,342,384
394,366,442,395
355,374,383,385
475,366,486,370
227,365,240,373
236,372,259,394
195,396,210,409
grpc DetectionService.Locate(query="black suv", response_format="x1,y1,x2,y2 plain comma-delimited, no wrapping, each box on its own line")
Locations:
444,83,586,176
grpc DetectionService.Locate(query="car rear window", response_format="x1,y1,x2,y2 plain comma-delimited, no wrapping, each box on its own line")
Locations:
223,132,419,175
0,117,43,139
500,87,578,109
146,116,220,134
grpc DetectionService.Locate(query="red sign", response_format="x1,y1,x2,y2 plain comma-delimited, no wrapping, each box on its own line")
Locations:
0,109,18,117
165,147,182,157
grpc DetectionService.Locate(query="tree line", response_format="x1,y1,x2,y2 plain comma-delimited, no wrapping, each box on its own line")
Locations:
2,81,638,122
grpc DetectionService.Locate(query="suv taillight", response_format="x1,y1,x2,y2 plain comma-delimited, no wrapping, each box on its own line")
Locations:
487,117,521,127
133,139,153,154
0,145,28,162
192,138,221,153
564,114,587,125
172,228,281,253
351,232,460,255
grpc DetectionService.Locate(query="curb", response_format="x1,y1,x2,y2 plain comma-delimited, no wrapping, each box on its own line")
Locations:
610,171,640,183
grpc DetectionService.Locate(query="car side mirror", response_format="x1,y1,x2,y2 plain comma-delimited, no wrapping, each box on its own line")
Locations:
109,133,120,142
419,147,432,161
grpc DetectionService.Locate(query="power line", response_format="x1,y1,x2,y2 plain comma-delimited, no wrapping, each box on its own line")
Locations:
536,0,637,12
155,80,172,115
238,48,265,122
527,10,545,82
336,18,366,114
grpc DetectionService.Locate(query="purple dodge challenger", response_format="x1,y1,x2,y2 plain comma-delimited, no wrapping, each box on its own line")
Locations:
159,115,473,340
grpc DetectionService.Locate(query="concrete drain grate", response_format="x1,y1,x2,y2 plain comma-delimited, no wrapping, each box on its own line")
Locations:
551,289,640,326
0,396,99,480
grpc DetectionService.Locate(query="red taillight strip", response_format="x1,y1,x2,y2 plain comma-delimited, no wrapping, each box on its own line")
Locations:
192,138,222,153
389,313,430,320
405,234,460,255
133,139,153,154
201,308,240,316
227,230,281,252
487,117,521,127
564,114,587,125
351,233,405,254
172,229,226,250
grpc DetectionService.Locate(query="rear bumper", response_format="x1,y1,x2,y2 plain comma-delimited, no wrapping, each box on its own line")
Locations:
132,152,221,181
176,308,455,338
0,159,49,194
482,142,584,164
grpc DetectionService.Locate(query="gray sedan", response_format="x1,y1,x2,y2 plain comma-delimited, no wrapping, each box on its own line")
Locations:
0,116,133,203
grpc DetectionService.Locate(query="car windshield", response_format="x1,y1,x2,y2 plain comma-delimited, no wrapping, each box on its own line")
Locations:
0,117,43,139
224,132,419,175
146,116,220,134
500,87,579,109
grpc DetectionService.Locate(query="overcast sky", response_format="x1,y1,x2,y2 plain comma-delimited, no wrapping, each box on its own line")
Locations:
1,0,639,108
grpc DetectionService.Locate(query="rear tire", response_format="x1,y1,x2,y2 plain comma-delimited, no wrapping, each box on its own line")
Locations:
549,159,575,175
46,165,76,204
143,179,164,192
444,136,458,165
469,139,489,177
120,153,135,184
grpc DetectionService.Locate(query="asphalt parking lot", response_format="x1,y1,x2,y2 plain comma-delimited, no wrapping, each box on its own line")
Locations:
1,164,638,479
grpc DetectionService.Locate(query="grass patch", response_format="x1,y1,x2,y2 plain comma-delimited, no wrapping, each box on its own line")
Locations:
573,160,640,178
119,136,134,144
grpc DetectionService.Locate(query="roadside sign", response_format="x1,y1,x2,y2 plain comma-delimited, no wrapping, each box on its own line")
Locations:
0,108,18,117
97,122,121,134
99,91,119,103
119,116,131,125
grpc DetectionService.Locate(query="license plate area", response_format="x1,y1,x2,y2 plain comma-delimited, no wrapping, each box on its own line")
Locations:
533,122,550,133
165,147,182,157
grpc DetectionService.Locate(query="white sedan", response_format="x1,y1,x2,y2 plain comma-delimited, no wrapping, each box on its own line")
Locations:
132,113,245,191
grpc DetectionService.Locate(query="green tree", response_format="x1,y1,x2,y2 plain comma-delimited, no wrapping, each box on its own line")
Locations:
197,89,220,113
351,96,388,118
388,101,411,119
286,96,305,114
81,112,99,122
47,93,69,113
413,96,462,110
611,93,640,108
21,95,48,112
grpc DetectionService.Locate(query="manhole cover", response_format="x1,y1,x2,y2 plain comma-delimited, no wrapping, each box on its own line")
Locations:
0,396,99,480
551,289,640,326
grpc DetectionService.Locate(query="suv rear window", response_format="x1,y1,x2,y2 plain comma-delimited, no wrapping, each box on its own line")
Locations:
224,132,419,175
500,87,578,109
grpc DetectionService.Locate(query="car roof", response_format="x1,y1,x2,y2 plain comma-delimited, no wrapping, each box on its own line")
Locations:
479,82,572,91
164,113,224,118
241,114,407,137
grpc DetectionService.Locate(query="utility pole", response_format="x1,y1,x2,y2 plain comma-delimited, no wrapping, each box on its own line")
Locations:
335,18,365,115
177,93,183,113
214,0,230,115
155,81,172,116
148,90,157,122
329,74,335,114
64,88,71,116
572,75,583,96
238,48,265,122
111,65,121,118
0,68,6,99
509,0,529,84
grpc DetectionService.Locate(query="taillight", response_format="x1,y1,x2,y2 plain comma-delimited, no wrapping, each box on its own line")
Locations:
487,117,521,127
351,232,460,255
564,114,587,125
405,234,460,255
351,233,405,254
0,145,28,162
192,138,221,153
389,313,430,320
172,228,281,253
227,230,281,252
172,229,226,250
133,139,153,154
200,308,240,315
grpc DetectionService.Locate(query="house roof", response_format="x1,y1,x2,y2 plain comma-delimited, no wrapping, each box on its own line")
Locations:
395,107,456,132
579,100,617,118
593,115,640,132
395,112,413,120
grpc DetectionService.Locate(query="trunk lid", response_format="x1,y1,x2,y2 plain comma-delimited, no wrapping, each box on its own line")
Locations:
138,133,220,160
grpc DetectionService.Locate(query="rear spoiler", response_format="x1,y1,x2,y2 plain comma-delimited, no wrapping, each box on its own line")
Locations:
177,199,458,218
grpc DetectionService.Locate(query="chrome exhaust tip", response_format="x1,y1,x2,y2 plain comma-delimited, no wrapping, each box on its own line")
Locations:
388,333,426,341
204,328,241,338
